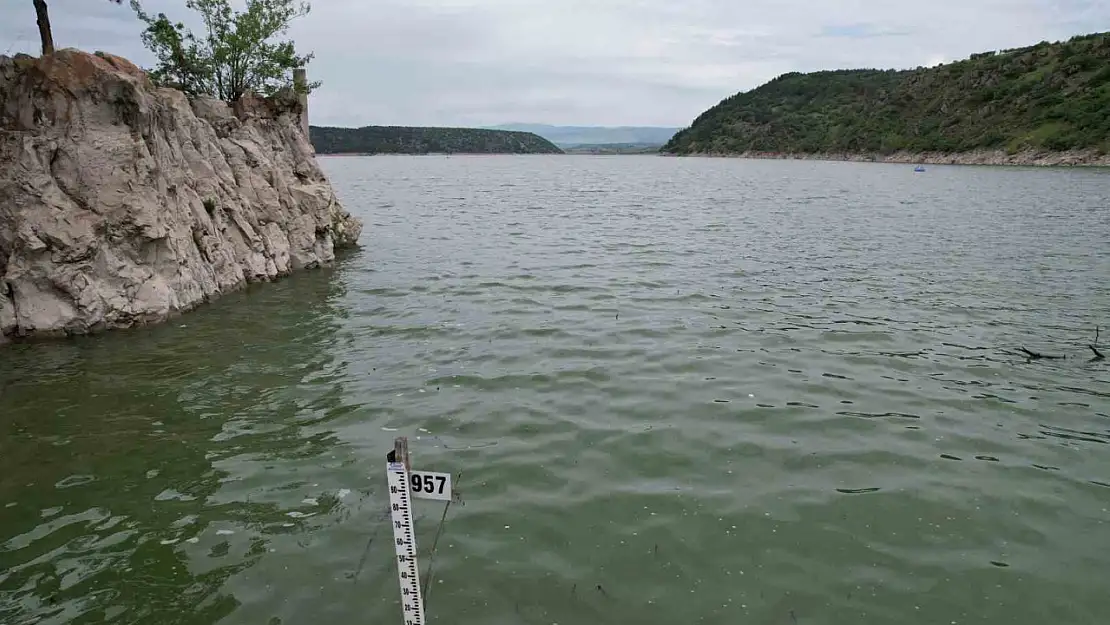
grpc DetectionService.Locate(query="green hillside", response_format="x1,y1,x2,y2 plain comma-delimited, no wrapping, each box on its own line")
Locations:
663,32,1110,157
310,126,563,155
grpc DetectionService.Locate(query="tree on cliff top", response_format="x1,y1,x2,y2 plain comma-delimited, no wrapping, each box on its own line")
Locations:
32,0,125,56
128,0,319,102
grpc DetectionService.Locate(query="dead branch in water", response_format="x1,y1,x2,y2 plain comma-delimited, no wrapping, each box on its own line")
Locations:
1091,326,1105,361
421,472,462,603
1019,347,1065,360
1019,327,1106,361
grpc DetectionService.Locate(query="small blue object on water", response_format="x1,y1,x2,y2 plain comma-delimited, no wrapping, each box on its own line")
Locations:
914,165,926,172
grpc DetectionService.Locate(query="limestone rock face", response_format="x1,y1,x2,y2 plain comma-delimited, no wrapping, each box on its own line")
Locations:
0,50,362,342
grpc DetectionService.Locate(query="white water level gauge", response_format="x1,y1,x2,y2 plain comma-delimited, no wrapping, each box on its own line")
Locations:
385,438,455,625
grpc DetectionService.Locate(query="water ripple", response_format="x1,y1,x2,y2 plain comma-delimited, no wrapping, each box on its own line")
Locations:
1,156,1109,625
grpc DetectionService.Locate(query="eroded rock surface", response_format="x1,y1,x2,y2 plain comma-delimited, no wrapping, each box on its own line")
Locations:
0,50,362,342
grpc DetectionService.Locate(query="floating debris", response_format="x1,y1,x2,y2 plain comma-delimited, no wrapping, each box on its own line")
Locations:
154,489,196,502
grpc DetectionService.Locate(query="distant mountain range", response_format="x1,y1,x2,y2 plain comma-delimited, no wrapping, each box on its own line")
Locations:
485,124,681,147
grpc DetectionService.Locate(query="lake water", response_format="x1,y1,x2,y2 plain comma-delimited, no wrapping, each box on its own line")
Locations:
2,155,1109,625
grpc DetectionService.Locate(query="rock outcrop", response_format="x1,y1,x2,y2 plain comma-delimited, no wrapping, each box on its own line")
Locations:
0,50,362,343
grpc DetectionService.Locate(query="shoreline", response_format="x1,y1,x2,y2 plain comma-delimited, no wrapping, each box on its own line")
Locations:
662,148,1110,168
316,149,1110,166
315,151,564,157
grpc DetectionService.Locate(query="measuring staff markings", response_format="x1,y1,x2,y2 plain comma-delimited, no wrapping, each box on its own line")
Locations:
385,439,456,625
386,460,425,625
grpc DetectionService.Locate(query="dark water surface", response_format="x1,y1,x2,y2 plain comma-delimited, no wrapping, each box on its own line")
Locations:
2,155,1109,625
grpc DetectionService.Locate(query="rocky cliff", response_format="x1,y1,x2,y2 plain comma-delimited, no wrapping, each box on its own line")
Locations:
0,49,362,343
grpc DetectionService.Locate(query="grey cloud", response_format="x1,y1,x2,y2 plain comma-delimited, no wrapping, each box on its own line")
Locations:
818,23,911,39
3,1,147,59
2,0,1108,127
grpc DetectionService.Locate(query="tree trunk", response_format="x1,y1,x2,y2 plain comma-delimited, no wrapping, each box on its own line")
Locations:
33,0,54,56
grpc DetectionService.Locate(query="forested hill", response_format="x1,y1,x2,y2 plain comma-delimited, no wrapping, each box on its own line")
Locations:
663,32,1110,157
310,126,563,155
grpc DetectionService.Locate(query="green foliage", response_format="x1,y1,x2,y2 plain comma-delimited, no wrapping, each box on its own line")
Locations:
663,32,1110,156
309,126,565,155
128,0,318,102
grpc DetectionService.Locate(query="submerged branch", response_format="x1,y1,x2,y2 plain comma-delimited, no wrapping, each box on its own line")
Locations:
421,472,462,603
1019,327,1106,361
1019,347,1065,360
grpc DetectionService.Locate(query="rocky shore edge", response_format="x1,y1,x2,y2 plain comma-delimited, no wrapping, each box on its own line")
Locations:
663,148,1110,167
0,49,363,344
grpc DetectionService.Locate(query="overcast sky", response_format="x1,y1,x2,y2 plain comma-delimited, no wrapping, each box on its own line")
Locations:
3,0,1107,127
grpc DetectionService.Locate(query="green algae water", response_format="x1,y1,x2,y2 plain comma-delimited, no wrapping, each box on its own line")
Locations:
2,155,1109,625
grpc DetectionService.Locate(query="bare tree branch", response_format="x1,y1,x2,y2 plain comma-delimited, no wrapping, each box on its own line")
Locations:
1019,347,1065,360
